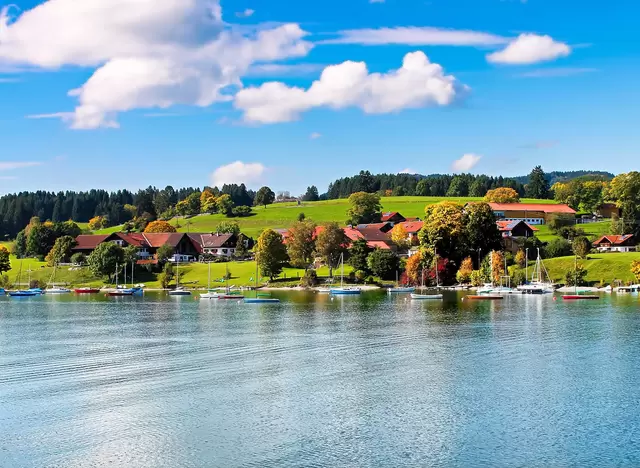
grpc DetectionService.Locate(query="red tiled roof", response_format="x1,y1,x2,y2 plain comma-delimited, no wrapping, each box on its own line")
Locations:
343,227,365,241
399,221,424,233
593,234,635,246
189,233,236,249
488,203,576,214
141,232,185,248
73,234,110,250
496,220,539,232
381,212,404,222
357,226,392,242
367,241,392,250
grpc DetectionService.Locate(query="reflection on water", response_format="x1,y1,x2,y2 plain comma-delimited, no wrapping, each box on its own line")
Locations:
1,292,640,467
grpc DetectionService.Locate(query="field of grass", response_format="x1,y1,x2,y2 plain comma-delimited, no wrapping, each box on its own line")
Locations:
512,252,640,285
534,221,610,242
95,196,557,238
3,254,353,289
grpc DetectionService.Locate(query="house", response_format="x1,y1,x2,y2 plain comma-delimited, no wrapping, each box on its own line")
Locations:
592,235,637,252
72,231,245,262
596,203,622,219
343,225,395,250
380,212,406,225
188,232,244,258
496,220,538,238
398,220,424,245
487,203,576,225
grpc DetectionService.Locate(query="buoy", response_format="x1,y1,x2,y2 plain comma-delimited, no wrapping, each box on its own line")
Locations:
553,297,557,301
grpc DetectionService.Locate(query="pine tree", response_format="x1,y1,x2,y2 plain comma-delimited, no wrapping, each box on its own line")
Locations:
526,166,550,199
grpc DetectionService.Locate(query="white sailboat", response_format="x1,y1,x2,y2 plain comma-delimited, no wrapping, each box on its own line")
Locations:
45,264,70,294
517,248,554,294
244,263,280,303
330,253,361,295
169,254,191,296
411,265,443,300
388,270,415,294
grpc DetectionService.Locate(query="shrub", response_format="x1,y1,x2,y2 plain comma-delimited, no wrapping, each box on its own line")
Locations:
70,253,86,265
544,238,572,258
231,205,252,217
299,269,318,287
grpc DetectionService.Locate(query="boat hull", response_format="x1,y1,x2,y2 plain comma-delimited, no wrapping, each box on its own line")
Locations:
562,295,600,300
168,291,191,296
411,294,443,300
465,295,504,300
244,298,280,303
388,287,416,293
75,288,100,294
9,291,38,297
330,288,361,295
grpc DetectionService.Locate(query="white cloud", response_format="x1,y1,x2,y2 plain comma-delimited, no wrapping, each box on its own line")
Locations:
399,168,417,174
517,67,596,78
322,27,508,46
211,161,267,187
487,34,570,65
246,63,325,78
310,132,322,139
235,51,467,124
235,8,255,18
451,154,481,172
0,1,312,129
0,161,42,171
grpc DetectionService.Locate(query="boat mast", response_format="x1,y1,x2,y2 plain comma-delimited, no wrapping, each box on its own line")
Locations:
341,252,344,288
574,255,578,294
435,247,439,288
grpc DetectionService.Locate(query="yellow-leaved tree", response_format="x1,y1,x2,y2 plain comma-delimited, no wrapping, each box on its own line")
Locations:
390,223,409,250
418,202,465,262
144,220,177,233
88,216,108,231
405,251,423,284
456,256,474,284
631,260,640,282
490,251,505,284
484,187,520,203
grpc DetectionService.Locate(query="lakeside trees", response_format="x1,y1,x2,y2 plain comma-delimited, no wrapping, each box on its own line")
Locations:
286,220,317,269
87,243,124,278
0,246,10,274
255,229,288,280
144,221,177,233
255,186,276,208
346,192,382,225
315,223,347,277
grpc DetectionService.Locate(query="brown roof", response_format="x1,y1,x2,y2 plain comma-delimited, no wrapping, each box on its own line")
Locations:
141,233,185,248
357,226,392,242
381,212,405,222
488,203,576,214
496,220,539,232
189,233,236,249
73,234,110,250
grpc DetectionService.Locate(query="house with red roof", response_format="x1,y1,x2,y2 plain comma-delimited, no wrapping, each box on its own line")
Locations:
380,212,406,225
592,235,637,252
487,202,576,225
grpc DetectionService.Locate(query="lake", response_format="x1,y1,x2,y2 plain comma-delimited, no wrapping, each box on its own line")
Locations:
1,291,639,467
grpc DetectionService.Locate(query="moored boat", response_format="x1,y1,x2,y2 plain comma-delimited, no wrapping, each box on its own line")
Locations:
562,294,600,300
464,295,504,300
9,290,38,297
411,293,443,300
330,253,361,296
168,287,191,296
75,288,100,294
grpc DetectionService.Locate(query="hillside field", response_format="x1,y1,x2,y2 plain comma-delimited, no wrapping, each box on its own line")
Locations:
95,196,557,238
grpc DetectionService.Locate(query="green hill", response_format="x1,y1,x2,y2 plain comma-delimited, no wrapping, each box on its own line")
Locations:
96,196,557,238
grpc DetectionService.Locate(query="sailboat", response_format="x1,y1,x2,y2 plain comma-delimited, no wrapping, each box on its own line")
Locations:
563,255,599,300
9,261,38,297
244,262,280,303
26,267,43,295
107,263,134,296
199,262,218,299
388,270,415,294
45,264,71,294
517,248,554,294
168,254,191,296
330,252,361,295
411,266,443,300
490,253,517,295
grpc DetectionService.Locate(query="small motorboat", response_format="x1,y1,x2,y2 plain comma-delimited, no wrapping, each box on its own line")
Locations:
107,289,134,297
28,288,44,295
75,288,101,294
168,287,191,296
316,288,332,294
330,287,362,295
388,287,416,294
9,290,39,297
411,293,443,300
562,295,600,300
45,287,71,294
464,295,504,301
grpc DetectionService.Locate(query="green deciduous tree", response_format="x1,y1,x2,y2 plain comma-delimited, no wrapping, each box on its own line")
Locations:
215,221,241,235
45,235,76,266
286,220,317,269
234,234,250,259
87,242,124,278
348,238,372,274
255,186,276,208
464,202,502,257
315,222,347,277
255,229,288,280
367,249,399,280
216,194,234,216
156,244,175,263
572,236,592,259
418,202,466,263
346,192,382,225
565,263,587,286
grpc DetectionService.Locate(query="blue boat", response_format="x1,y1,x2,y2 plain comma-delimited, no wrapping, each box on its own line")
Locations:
0,288,5,296
244,297,280,304
9,290,39,297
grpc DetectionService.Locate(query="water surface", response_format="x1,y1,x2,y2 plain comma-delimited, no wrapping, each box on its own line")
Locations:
1,292,639,467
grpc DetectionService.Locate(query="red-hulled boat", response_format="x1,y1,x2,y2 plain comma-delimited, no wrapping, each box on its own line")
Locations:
562,295,599,300
464,295,504,301
75,288,100,294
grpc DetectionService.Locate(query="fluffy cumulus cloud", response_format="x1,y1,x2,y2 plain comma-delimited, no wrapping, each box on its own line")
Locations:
0,0,311,129
211,161,267,187
323,27,508,46
234,51,467,124
487,34,571,65
451,153,481,172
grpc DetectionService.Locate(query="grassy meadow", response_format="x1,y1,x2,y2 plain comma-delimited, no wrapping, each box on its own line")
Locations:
96,196,558,238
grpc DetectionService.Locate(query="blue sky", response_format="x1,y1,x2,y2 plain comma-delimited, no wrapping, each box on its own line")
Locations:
0,0,638,196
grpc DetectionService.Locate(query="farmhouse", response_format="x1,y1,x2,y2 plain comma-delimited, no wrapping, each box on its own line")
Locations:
592,235,637,252
488,203,576,225
73,231,246,262
496,220,537,238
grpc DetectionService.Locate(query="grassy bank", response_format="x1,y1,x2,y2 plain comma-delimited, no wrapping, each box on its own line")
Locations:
4,255,354,289
513,252,640,285
534,221,610,242
95,196,555,238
